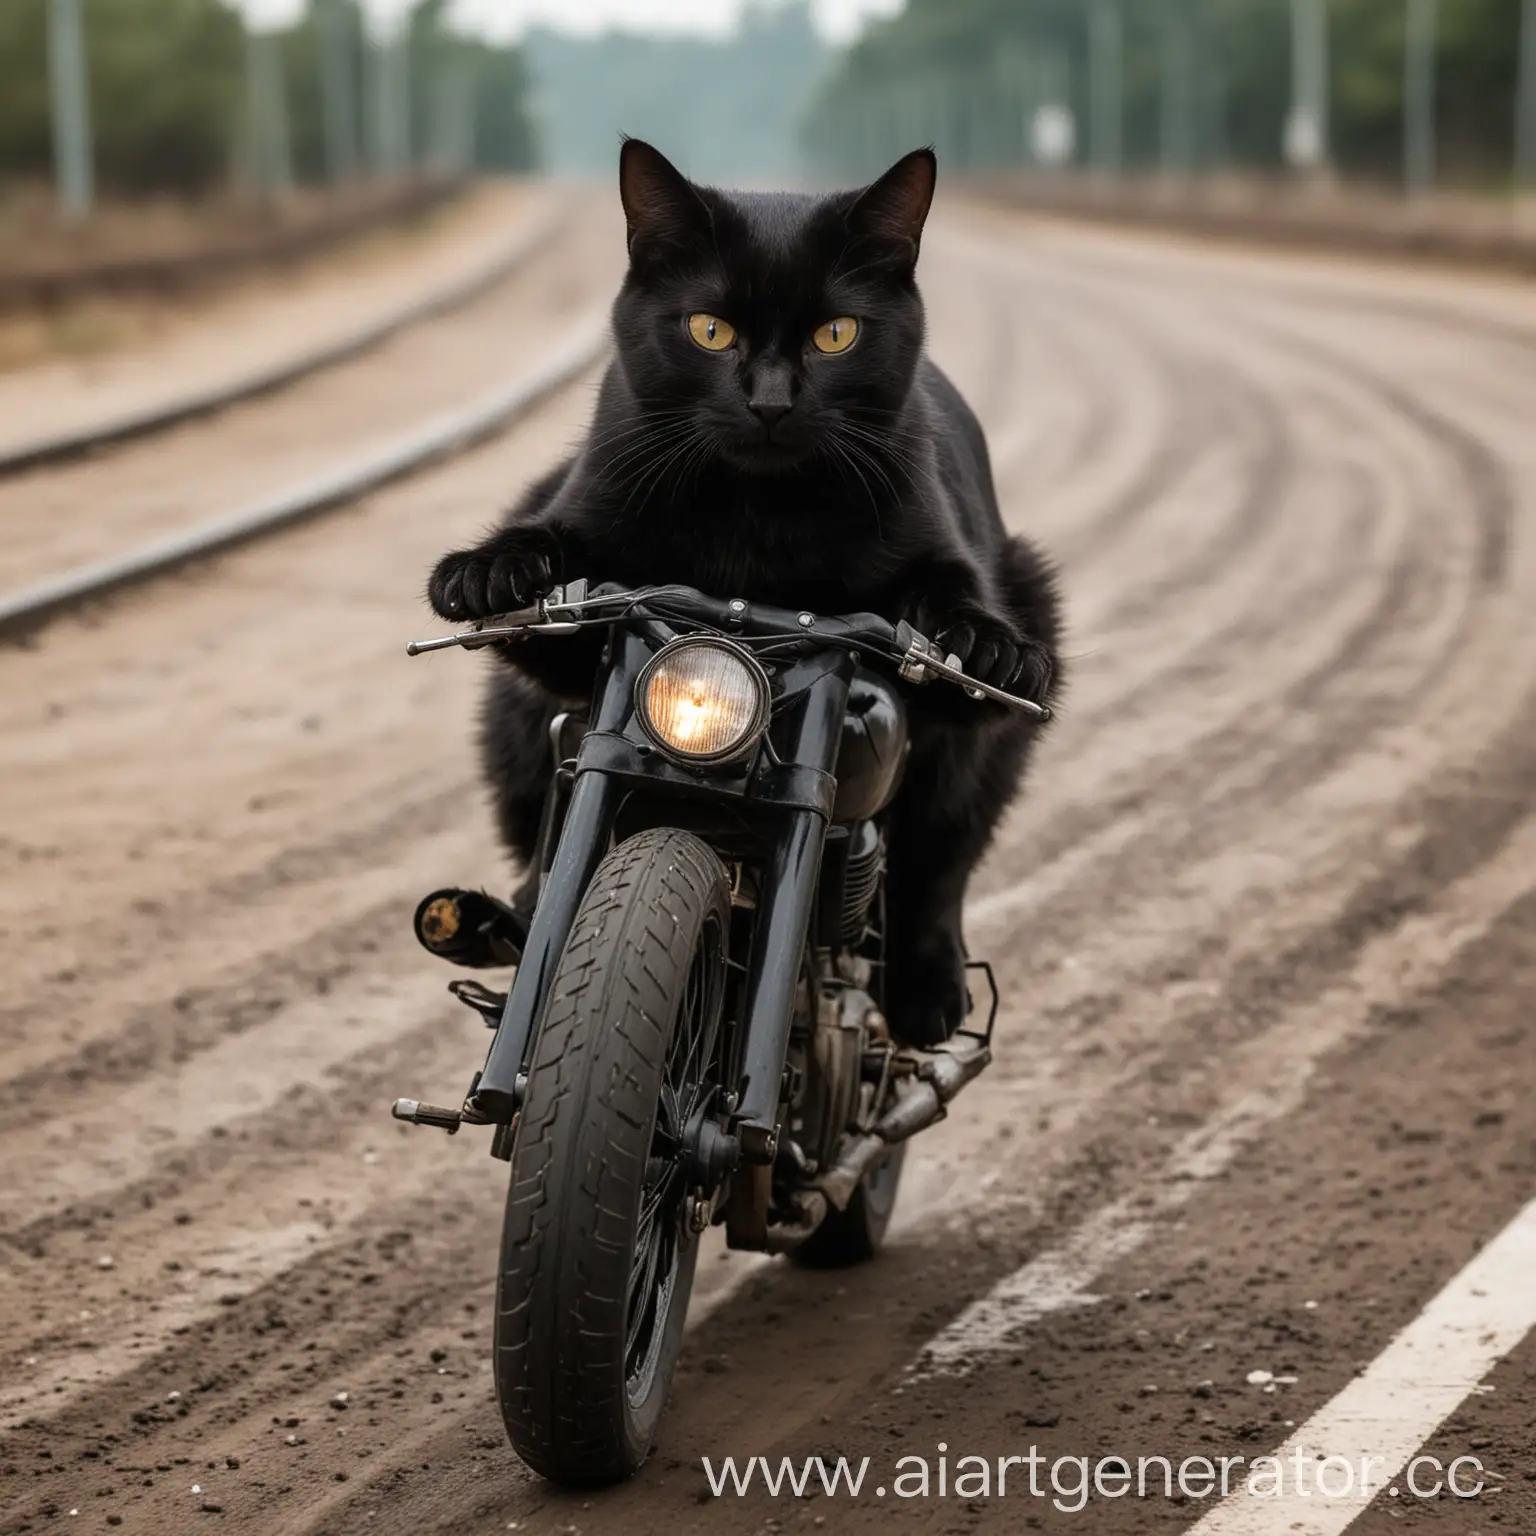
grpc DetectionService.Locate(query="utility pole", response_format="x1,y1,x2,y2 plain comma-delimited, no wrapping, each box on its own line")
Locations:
47,0,94,220
370,25,410,177
432,51,475,176
1160,2,1196,179
368,32,389,175
318,0,359,185
1285,0,1329,173
1089,0,1123,178
456,56,477,175
1404,0,1437,197
390,27,414,173
1517,0,1536,192
1204,64,1230,171
245,27,293,201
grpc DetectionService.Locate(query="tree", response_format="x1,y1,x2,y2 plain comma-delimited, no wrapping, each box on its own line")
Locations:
0,0,537,199
0,0,245,196
804,0,1530,188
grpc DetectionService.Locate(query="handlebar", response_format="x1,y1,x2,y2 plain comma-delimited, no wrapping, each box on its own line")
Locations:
406,581,1050,721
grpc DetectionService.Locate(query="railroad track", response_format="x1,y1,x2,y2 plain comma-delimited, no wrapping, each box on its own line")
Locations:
0,318,606,633
1,193,1533,1536
0,197,615,634
0,190,574,477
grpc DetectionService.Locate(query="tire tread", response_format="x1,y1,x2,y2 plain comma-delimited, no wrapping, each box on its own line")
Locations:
494,828,728,1485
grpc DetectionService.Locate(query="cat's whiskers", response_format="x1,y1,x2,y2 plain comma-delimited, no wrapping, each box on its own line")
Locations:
669,432,716,506
584,409,697,461
816,434,889,540
831,418,919,484
611,422,711,525
833,419,932,491
596,418,702,483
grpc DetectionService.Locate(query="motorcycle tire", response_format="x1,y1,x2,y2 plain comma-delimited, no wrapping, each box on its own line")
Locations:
494,828,730,1485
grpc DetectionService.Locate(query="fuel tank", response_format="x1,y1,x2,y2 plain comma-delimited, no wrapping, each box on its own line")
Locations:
832,669,908,821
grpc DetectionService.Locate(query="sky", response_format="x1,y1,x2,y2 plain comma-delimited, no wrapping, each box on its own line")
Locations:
238,0,904,44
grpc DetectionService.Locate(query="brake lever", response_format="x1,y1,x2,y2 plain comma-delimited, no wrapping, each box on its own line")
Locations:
406,582,618,656
407,607,541,656
897,627,1052,721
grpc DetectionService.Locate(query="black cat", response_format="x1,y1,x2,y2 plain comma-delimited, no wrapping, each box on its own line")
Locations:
427,139,1062,1046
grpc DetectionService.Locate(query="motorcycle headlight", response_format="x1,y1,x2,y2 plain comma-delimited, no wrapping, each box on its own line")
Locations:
636,637,771,765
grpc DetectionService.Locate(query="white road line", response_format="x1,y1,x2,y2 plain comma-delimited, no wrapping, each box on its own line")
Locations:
1188,1193,1536,1535
908,1091,1283,1378
909,813,1536,1378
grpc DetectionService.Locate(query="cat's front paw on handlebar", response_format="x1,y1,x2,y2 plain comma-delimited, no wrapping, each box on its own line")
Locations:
428,534,559,622
932,608,1054,703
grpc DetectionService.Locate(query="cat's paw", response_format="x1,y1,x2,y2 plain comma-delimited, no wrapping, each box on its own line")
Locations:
934,607,1053,701
428,534,556,621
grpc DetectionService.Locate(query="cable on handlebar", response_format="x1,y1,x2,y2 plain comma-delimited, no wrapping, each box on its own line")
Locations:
411,583,1048,719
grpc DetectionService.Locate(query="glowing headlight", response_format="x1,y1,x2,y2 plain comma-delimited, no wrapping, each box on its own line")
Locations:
636,637,771,764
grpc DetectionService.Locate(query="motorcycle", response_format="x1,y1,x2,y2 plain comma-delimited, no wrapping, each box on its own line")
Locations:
393,581,1048,1485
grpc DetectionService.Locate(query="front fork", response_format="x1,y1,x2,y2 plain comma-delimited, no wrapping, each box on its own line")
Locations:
467,781,830,1168
467,768,620,1133
462,646,850,1177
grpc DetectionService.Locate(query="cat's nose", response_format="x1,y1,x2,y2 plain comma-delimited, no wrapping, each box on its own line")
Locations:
750,399,792,430
747,364,795,431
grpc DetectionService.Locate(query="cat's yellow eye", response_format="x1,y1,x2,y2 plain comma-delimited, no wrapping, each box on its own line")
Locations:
812,317,859,355
688,313,736,352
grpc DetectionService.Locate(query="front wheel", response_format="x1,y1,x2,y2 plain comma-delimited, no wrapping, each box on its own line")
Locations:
494,828,730,1485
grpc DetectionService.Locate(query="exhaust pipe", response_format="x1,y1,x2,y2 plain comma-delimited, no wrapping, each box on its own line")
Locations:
763,1189,829,1254
819,1038,991,1212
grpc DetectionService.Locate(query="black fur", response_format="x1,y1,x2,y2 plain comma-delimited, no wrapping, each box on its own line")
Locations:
428,140,1063,1045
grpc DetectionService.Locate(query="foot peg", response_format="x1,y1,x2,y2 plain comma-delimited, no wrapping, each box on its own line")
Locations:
392,1098,464,1134
414,888,527,969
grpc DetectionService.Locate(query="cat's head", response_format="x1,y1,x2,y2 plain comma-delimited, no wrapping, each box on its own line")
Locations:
609,139,934,478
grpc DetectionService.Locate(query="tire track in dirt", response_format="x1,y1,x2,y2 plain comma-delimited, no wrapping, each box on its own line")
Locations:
0,227,1462,1265
0,199,620,595
3,203,1534,1535
962,234,1513,940
598,838,1536,1536
0,227,1313,1272
0,222,1382,1216
296,220,1535,1534
23,680,1529,1502
0,776,500,1133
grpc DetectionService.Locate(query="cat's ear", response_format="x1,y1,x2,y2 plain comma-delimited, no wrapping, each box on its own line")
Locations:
619,138,712,262
845,147,937,266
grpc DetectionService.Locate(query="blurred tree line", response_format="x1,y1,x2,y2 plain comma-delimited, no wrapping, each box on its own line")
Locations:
0,0,538,200
525,0,826,184
803,0,1531,188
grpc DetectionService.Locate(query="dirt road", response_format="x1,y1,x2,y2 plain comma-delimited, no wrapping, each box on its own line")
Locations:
0,182,547,437
2,193,1533,1536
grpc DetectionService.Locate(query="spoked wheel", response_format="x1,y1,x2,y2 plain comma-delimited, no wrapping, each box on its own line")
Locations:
494,829,730,1486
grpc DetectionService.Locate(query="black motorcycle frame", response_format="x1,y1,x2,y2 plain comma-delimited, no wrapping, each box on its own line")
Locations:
466,597,904,1184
